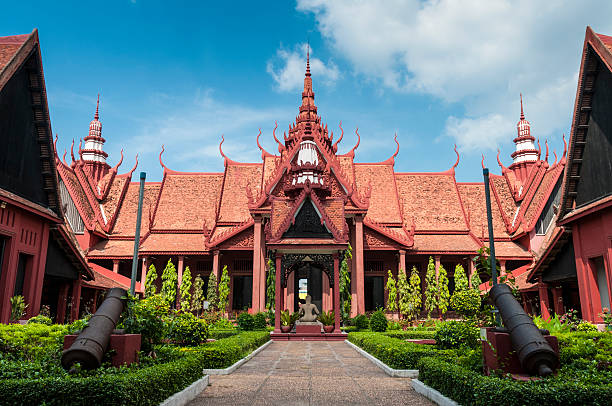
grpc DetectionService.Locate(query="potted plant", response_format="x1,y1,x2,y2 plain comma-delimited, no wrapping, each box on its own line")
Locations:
280,310,293,333
10,295,28,324
319,310,335,333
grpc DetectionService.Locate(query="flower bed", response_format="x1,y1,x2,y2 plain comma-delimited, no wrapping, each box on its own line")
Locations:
0,322,270,406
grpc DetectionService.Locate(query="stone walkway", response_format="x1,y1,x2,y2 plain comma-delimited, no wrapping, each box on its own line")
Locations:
188,341,432,406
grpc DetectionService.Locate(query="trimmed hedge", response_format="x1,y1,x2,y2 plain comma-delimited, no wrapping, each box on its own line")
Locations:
0,331,270,406
418,356,612,406
348,332,454,369
209,329,238,340
383,330,436,340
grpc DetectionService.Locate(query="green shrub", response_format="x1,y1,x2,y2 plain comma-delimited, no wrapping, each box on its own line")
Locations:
209,329,238,340
10,296,27,321
318,311,334,326
576,321,598,332
193,331,270,369
354,314,369,330
348,332,455,369
118,294,170,352
450,289,481,318
434,321,479,349
369,310,387,332
0,323,68,362
209,316,234,330
27,315,53,325
253,312,267,330
237,312,254,331
167,312,208,346
383,330,436,340
387,320,401,330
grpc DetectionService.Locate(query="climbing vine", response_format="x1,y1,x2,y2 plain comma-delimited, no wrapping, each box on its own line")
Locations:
266,257,275,311
340,244,352,321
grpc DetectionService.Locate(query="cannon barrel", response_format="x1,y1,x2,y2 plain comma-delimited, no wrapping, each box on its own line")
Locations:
61,288,127,370
489,283,559,376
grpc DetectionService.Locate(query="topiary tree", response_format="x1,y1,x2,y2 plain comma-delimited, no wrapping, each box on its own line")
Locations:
408,266,422,321
191,275,205,315
266,258,275,311
437,265,450,318
424,257,438,317
161,259,178,308
470,267,482,290
454,264,469,292
397,268,410,318
340,244,352,321
370,309,388,332
218,265,230,314
385,270,398,312
206,272,218,311
144,263,158,297
179,266,192,311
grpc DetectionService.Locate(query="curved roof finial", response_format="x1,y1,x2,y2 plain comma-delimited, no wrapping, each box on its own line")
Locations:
70,139,76,164
159,145,169,171
62,149,68,165
219,135,229,165
348,127,360,158
562,133,567,159
496,149,508,173
392,133,400,159
127,154,139,176
256,128,273,159
111,149,124,172
537,138,541,159
544,139,549,163
552,150,558,165
452,144,460,170
332,121,344,153
53,134,58,153
481,154,486,169
272,121,285,154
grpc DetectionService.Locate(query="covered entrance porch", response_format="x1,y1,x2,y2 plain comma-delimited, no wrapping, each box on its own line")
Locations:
270,249,347,341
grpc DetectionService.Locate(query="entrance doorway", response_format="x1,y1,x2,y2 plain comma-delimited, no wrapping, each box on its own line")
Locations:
293,263,323,313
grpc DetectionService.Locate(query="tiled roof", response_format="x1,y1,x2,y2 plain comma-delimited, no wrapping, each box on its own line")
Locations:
596,32,612,52
100,176,129,225
84,262,143,293
87,239,135,258
322,198,346,233
490,176,518,224
395,173,467,231
484,241,532,259
218,164,262,222
112,183,161,236
338,156,355,185
0,34,27,71
457,183,508,237
261,156,280,189
355,164,401,224
522,165,563,230
412,234,480,253
154,173,222,231
58,164,96,227
271,199,292,237
140,233,206,253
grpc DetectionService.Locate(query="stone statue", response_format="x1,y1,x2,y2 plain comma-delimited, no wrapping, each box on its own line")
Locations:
298,295,320,322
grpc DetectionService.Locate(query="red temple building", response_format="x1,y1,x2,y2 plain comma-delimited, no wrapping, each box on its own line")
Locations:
54,50,569,324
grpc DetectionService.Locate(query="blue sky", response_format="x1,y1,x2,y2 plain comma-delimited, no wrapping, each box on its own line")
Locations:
2,1,612,182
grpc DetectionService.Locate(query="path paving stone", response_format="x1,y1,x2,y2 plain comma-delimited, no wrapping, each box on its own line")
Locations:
188,341,432,406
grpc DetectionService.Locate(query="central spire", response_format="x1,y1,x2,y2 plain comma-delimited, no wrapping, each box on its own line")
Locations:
298,45,317,128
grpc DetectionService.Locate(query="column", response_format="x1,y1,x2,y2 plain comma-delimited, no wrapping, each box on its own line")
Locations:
287,271,295,312
112,259,120,273
350,220,358,317
141,257,148,292
70,277,82,322
91,290,99,313
355,215,365,315
252,217,262,311
213,250,220,280
551,287,564,316
29,222,50,317
333,252,341,333
571,226,593,321
56,283,69,324
435,256,441,279
274,253,282,333
468,258,475,286
323,274,331,312
538,278,551,320
260,239,267,310
177,256,184,286
500,260,507,277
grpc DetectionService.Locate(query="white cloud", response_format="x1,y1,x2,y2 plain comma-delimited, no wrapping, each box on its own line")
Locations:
297,0,612,150
267,43,340,92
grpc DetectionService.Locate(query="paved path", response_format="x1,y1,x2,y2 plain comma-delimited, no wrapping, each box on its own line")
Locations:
188,341,432,406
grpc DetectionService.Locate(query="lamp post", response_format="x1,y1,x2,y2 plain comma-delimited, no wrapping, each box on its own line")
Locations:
130,172,146,295
483,168,500,325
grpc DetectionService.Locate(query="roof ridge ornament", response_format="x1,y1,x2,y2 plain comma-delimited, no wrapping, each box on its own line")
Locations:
272,121,285,154
256,128,274,159
544,139,549,163
70,139,76,165
159,145,169,171
481,154,486,169
332,121,344,153
347,127,360,159
452,144,460,170
111,149,124,172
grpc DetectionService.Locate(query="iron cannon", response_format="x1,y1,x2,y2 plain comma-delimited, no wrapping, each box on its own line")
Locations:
61,287,127,370
489,283,559,376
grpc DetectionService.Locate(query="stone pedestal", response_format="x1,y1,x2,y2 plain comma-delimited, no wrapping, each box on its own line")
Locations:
63,333,141,367
295,324,322,334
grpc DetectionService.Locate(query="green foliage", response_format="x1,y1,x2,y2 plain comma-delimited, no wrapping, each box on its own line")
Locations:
369,309,388,332
167,312,208,346
407,266,422,321
237,312,255,331
470,268,482,290
144,263,158,297
348,332,455,369
179,266,192,311
387,320,401,330
382,329,436,340
354,314,369,330
253,312,268,330
397,268,410,318
576,321,598,332
0,323,68,362
160,259,178,308
119,294,170,352
318,311,335,326
266,258,275,311
385,270,398,312
10,296,27,321
450,289,482,319
279,310,299,327
192,331,270,369
340,244,352,321
434,321,479,350
206,272,218,310
191,275,205,314
217,266,230,313
437,265,450,317
600,307,612,331
424,257,438,317
533,314,571,335
27,315,53,325
454,264,469,292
